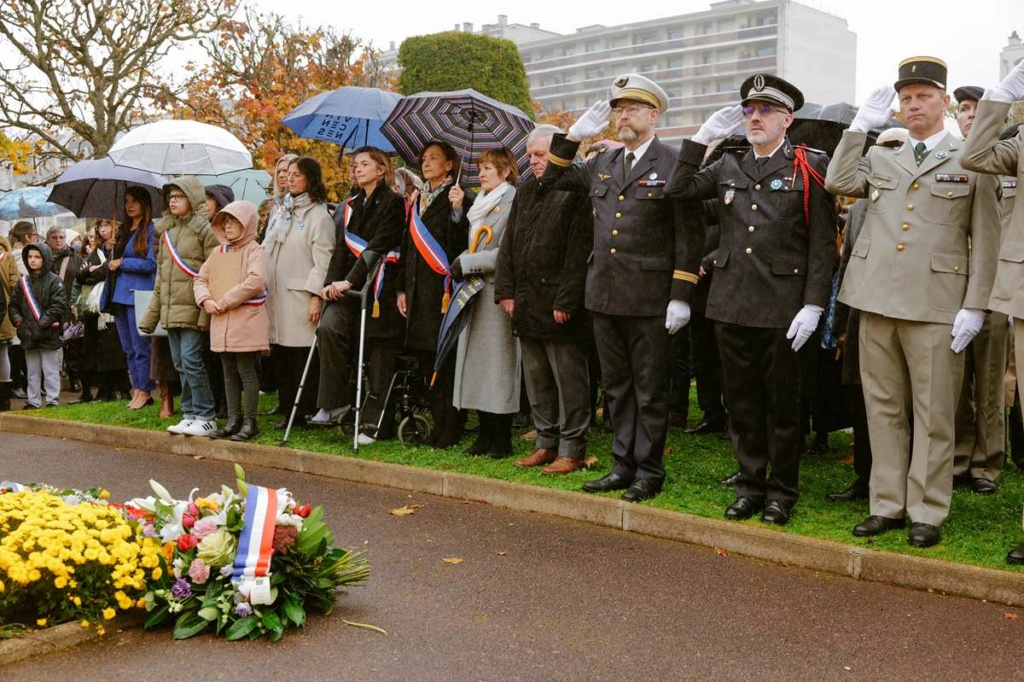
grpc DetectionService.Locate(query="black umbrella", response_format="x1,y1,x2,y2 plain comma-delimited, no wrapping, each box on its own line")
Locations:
48,157,164,219
791,102,903,155
431,276,487,388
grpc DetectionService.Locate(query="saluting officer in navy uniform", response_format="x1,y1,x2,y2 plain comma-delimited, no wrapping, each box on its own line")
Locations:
540,74,705,502
665,74,836,525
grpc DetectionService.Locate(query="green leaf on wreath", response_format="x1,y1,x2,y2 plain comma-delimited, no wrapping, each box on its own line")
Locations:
225,614,260,641
143,604,172,629
198,607,220,621
282,595,306,627
173,611,212,639
262,610,284,634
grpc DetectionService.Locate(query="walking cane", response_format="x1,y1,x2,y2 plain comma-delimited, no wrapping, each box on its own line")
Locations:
281,322,321,446
344,253,383,453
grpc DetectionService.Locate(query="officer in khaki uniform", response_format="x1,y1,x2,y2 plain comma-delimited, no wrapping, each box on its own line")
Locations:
949,85,1010,495
825,57,1000,548
959,58,1024,563
540,74,705,502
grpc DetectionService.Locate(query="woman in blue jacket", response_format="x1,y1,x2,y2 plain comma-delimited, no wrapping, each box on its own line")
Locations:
105,185,157,409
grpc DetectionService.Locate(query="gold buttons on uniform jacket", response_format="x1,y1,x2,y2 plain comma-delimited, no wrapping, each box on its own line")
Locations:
946,191,954,197
615,212,622,219
612,229,619,236
902,223,910,231
907,204,914,211
610,248,617,254
751,204,758,211
754,184,761,190
647,192,653,198
618,195,624,201
793,268,799,274
896,244,905,252
954,266,960,272
748,226,755,232
745,247,753,254
912,182,920,190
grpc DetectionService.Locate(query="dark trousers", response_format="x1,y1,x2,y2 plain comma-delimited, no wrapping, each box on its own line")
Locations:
221,351,260,420
669,325,692,420
592,313,670,483
844,383,873,485
715,322,802,506
690,310,727,424
273,344,319,421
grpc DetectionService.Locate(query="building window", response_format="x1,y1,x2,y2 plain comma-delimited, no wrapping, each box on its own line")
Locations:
585,40,600,53
699,81,711,95
702,52,713,65
667,28,684,40
717,79,734,93
639,62,656,74
610,35,628,48
701,21,713,35
756,44,776,57
564,46,577,57
585,67,602,80
668,57,683,69
755,12,777,26
638,32,656,44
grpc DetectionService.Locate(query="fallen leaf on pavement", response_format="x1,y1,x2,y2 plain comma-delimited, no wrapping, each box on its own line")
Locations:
497,550,507,556
343,620,388,635
192,455,204,460
584,456,599,469
1005,613,1019,621
715,547,729,557
442,557,464,564
389,504,424,516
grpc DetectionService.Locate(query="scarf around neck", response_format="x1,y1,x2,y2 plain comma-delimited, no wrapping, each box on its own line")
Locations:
265,192,312,248
467,181,510,228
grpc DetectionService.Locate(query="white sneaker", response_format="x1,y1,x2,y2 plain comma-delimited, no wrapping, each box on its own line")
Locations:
356,433,376,446
310,405,350,425
181,419,217,437
167,418,193,434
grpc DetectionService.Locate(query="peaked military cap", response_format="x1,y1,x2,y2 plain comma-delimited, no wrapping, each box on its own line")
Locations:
895,56,947,92
740,73,804,112
609,74,669,112
953,85,984,104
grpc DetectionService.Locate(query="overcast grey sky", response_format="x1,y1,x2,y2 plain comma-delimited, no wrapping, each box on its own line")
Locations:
251,0,1020,103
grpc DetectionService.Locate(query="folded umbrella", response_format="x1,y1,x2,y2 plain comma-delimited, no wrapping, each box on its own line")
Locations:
283,86,401,152
431,276,487,387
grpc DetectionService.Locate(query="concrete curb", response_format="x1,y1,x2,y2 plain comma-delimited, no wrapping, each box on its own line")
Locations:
0,613,144,669
6,414,1024,611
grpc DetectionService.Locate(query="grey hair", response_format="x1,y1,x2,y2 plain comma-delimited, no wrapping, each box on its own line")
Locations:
45,225,65,239
393,167,423,198
526,124,563,147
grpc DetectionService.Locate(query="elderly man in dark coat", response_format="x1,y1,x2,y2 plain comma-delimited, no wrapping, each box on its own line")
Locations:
495,125,594,474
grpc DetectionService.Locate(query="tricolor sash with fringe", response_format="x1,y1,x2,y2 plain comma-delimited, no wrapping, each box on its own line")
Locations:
162,230,199,278
341,197,400,318
19,276,42,322
408,202,452,313
217,245,267,306
232,485,282,583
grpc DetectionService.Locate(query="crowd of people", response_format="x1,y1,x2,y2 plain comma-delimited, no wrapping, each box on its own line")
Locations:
1,55,1024,560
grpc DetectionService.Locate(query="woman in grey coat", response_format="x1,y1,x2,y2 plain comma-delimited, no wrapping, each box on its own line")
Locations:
449,148,521,458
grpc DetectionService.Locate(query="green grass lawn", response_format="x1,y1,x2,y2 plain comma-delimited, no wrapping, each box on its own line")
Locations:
27,393,1024,573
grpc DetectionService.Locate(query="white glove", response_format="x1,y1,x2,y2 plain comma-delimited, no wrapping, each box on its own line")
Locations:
693,105,744,145
665,300,691,335
985,60,1024,103
950,308,986,354
786,304,824,352
568,101,611,141
850,85,896,133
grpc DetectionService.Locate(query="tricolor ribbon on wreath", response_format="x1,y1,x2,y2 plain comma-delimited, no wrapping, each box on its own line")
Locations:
341,196,400,318
231,485,286,605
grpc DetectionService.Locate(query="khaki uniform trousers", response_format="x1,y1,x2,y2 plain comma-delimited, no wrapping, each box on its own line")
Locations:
860,312,965,527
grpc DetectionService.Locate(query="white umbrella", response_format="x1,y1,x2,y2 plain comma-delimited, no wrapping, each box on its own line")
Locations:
108,120,252,176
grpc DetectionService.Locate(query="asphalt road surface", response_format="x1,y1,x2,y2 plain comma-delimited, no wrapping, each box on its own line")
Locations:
3,433,1023,681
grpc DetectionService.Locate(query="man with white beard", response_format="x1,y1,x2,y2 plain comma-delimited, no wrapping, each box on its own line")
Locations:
666,74,836,525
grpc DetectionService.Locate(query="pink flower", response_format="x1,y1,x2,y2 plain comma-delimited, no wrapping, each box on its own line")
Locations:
191,516,219,538
188,558,211,585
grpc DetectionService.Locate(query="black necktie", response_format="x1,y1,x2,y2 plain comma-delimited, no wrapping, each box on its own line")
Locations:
623,152,635,183
756,156,769,169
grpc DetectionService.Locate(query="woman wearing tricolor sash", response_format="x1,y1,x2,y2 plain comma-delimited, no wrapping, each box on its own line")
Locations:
396,140,474,448
139,177,221,437
313,147,405,441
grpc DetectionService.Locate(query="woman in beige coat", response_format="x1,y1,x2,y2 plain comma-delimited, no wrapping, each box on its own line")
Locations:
263,156,336,428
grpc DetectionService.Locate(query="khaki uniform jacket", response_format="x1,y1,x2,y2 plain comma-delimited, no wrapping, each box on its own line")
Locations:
960,100,1024,318
826,129,1000,323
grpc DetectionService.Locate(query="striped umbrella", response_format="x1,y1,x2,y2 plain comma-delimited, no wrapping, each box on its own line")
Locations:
380,89,534,186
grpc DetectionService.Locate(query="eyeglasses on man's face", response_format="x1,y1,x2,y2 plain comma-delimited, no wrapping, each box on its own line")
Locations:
611,103,653,118
742,103,787,117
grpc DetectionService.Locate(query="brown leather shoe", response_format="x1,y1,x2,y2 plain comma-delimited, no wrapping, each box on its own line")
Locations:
515,448,558,468
541,457,585,475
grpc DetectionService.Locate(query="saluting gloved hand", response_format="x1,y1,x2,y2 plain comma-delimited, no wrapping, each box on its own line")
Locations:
692,105,744,145
786,304,824,352
665,300,691,335
950,308,986,354
568,101,612,141
986,60,1024,103
850,85,896,133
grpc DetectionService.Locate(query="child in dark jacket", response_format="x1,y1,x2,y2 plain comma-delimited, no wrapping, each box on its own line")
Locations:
9,242,68,408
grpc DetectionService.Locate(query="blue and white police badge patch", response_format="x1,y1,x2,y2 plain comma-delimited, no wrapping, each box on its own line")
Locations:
770,178,783,190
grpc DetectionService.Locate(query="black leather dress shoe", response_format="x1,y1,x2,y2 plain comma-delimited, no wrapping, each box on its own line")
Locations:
724,497,763,520
852,515,905,537
582,473,633,493
685,420,727,435
1006,543,1024,565
720,471,741,486
621,478,662,502
827,483,869,502
761,500,791,526
952,474,972,489
907,522,941,548
971,478,997,495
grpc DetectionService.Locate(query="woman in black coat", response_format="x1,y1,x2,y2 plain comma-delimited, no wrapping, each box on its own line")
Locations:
314,147,406,442
395,140,474,447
